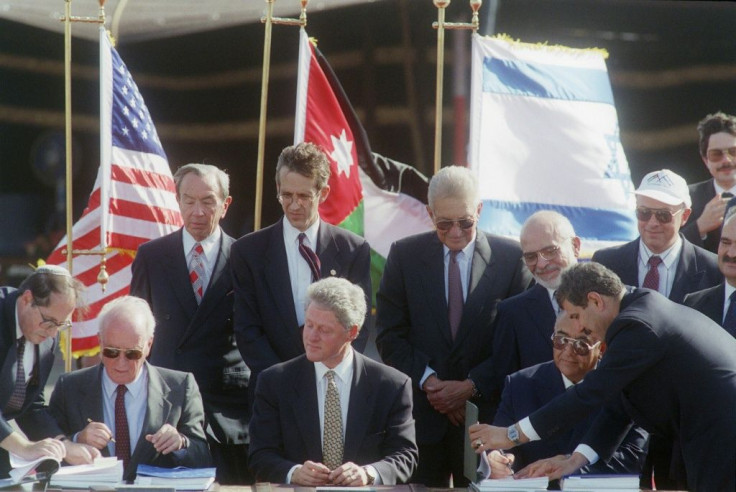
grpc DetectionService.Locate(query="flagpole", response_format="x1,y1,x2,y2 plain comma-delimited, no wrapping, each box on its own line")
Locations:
432,0,483,174
59,0,106,371
255,1,309,232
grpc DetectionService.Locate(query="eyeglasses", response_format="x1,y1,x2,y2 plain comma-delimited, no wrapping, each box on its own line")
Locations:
277,191,318,206
34,305,72,331
101,347,145,360
434,217,476,231
551,333,601,356
523,245,562,266
635,206,683,224
707,147,736,161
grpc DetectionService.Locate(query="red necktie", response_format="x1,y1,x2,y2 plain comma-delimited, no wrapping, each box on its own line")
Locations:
448,250,464,339
642,255,662,291
189,243,207,303
115,385,131,468
298,233,321,281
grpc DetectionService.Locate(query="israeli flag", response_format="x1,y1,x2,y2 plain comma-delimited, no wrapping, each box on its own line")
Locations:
469,35,637,254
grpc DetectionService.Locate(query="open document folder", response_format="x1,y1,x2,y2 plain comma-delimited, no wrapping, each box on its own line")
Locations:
49,457,123,488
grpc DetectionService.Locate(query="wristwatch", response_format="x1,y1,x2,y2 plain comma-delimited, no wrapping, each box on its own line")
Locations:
507,424,522,446
363,467,376,485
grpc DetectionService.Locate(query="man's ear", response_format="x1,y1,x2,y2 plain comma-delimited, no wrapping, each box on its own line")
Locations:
348,325,360,341
587,291,604,311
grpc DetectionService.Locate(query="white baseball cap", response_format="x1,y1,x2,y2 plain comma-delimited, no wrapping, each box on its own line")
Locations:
634,169,691,208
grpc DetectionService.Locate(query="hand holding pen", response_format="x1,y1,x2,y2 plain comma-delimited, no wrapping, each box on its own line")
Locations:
485,449,515,478
76,418,115,450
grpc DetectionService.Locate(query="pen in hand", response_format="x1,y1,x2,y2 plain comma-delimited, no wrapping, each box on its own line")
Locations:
498,449,514,475
87,418,116,443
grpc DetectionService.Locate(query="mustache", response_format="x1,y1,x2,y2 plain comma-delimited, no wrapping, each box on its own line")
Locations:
718,163,736,171
722,255,736,264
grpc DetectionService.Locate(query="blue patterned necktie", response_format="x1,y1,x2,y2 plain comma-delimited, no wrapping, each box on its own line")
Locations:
5,336,26,413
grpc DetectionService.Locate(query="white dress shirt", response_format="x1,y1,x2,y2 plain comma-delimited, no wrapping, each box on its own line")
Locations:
283,218,320,327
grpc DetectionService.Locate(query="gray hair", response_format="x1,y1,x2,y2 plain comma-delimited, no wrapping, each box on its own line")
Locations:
174,163,230,202
427,166,480,211
20,266,84,308
99,296,155,340
520,210,576,241
306,277,366,331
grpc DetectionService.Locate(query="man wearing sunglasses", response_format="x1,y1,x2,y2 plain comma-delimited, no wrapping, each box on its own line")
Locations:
480,315,647,480
376,165,532,487
0,266,99,476
48,296,211,482
130,164,249,484
469,262,736,492
593,169,720,305
681,112,736,253
491,211,581,406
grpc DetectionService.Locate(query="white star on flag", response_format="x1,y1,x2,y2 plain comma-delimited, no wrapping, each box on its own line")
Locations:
330,129,354,177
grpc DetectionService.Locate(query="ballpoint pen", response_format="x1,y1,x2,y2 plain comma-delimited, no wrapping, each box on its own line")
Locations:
87,418,116,443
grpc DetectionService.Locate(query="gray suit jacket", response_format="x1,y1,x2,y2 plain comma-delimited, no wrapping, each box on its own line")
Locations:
248,352,417,484
49,362,211,481
130,228,249,445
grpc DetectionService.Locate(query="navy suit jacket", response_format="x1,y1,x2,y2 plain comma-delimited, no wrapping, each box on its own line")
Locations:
375,231,533,443
0,288,61,476
130,228,249,445
248,352,417,484
528,289,736,491
49,363,211,481
591,235,721,303
491,284,556,401
493,361,647,473
683,282,727,327
231,218,371,401
681,179,718,253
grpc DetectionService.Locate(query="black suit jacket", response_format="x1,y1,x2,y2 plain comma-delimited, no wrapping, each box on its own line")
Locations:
231,218,372,401
375,231,533,443
529,289,736,491
491,284,556,401
493,361,647,473
130,228,249,445
683,282,727,327
49,363,211,481
591,235,721,303
248,352,417,484
682,179,718,252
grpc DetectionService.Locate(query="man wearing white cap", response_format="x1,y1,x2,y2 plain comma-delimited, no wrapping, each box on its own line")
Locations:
592,169,721,304
591,168,722,489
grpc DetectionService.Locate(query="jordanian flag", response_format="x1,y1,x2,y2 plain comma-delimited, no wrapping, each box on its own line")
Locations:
294,28,433,302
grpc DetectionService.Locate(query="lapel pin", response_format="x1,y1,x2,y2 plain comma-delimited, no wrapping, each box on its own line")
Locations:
330,269,337,276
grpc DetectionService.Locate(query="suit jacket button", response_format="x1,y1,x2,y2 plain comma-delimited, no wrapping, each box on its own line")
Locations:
330,269,336,276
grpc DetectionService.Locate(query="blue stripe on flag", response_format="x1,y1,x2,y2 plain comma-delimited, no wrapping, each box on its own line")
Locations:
478,200,637,242
483,57,614,104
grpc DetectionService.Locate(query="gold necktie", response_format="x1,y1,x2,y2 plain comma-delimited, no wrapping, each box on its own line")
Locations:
323,370,344,470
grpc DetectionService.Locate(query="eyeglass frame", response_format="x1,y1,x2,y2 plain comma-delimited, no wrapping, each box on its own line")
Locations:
706,146,736,162
34,304,72,331
522,244,565,266
433,216,477,231
635,206,684,224
550,333,601,356
276,191,320,206
101,346,145,361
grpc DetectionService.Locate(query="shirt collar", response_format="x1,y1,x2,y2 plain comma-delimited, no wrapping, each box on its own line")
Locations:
714,182,736,196
14,301,23,341
182,227,221,259
283,216,320,249
639,235,683,269
442,233,476,260
726,282,736,304
314,346,354,384
102,362,148,400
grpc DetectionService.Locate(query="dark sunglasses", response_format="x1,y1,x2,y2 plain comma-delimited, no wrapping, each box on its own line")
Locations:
551,334,601,356
635,206,683,224
434,218,476,231
102,347,144,360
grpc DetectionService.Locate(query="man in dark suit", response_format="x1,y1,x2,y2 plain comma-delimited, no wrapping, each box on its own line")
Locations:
483,315,647,478
593,169,721,304
130,163,249,483
376,165,533,487
681,112,736,253
491,211,581,401
249,277,417,486
470,262,736,492
0,266,99,476
49,296,211,482
231,142,371,403
684,207,736,334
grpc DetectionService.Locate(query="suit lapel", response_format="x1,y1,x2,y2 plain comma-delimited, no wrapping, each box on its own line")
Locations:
291,358,322,460
701,284,726,325
162,230,199,318
420,236,454,345
344,354,370,462
618,239,641,287
671,238,704,302
527,285,556,347
129,364,172,470
317,223,340,279
454,234,494,347
264,220,301,339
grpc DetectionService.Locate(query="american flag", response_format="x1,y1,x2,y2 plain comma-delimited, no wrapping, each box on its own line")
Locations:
46,28,182,356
